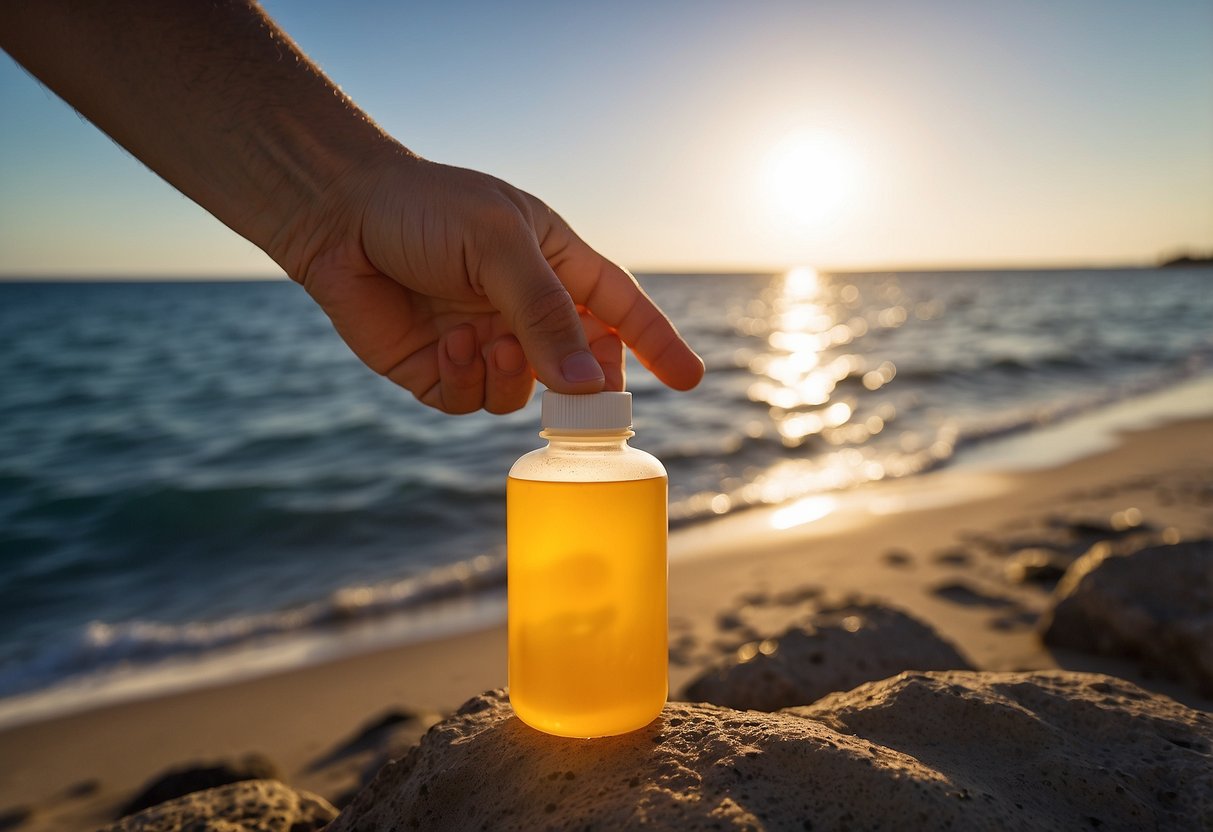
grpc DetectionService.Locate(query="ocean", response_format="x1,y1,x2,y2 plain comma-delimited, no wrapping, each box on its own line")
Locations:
1,267,1211,721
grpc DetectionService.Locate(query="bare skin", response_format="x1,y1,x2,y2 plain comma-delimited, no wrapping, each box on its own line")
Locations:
1,0,704,414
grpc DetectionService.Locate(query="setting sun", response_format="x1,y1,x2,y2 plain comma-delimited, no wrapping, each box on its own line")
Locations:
761,130,861,233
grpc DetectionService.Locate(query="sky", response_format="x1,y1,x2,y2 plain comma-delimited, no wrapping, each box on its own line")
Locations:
1,0,1211,276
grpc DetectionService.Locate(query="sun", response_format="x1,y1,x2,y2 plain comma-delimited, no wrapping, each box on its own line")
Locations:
761,130,860,232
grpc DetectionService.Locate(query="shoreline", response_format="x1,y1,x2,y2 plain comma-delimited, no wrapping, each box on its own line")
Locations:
2,406,1212,827
0,395,1208,829
1,374,1211,734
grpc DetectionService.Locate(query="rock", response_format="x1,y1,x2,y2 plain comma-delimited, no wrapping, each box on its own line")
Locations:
683,602,972,710
1041,539,1213,696
119,753,279,817
103,780,335,832
329,673,1212,831
0,806,32,832
1004,547,1070,584
794,672,1213,829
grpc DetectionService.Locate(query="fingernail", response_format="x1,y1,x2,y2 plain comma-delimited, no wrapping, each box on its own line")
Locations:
560,350,604,384
445,329,476,367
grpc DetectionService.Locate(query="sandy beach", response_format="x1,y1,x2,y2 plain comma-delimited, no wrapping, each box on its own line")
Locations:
1,413,1210,830
3,0,1210,824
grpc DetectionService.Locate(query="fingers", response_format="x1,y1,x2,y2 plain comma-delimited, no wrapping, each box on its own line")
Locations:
420,327,535,415
587,260,704,391
544,225,704,391
581,311,625,391
434,324,486,414
484,335,535,414
476,226,606,395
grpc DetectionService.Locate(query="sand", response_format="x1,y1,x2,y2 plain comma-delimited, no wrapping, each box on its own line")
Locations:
2,416,1211,830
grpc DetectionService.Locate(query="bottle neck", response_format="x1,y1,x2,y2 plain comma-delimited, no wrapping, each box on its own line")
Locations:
541,428,634,452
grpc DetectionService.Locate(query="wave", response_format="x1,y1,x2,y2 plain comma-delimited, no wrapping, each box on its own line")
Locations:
667,362,1212,526
5,274,1213,712
0,551,506,699
3,367,1209,706
881,353,1093,383
873,342,1202,385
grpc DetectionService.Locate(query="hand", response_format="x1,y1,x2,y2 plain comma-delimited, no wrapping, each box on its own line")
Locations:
288,153,705,414
0,1,703,417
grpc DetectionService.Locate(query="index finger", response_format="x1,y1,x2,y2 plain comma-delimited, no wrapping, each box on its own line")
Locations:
546,231,705,391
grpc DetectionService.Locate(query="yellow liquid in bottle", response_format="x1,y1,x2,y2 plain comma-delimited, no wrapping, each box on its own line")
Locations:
507,475,668,738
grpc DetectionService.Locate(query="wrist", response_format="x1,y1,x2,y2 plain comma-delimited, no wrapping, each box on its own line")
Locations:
253,111,410,283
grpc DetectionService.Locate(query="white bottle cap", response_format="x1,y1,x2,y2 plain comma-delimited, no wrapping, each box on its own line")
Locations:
541,391,632,430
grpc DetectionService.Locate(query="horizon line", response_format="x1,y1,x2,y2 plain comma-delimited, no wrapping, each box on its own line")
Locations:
0,257,1202,282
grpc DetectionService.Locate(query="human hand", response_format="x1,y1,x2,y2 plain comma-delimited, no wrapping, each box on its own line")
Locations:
0,2,700,416
285,153,704,414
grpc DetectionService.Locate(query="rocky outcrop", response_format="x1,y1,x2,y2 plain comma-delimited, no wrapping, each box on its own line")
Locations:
329,672,1213,831
1042,539,1213,695
682,602,971,709
103,780,335,832
119,753,279,817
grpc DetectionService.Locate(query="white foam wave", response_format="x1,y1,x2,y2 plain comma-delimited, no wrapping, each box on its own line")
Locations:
0,552,506,699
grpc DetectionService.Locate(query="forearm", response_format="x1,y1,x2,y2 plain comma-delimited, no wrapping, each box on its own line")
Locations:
0,0,403,277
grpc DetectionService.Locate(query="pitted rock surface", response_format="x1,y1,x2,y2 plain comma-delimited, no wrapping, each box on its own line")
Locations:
330,672,1213,831
101,780,336,832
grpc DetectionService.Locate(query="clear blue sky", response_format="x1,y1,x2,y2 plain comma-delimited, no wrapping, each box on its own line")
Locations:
2,0,1211,275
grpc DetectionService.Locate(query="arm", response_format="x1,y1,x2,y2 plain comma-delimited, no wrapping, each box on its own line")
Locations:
1,0,704,413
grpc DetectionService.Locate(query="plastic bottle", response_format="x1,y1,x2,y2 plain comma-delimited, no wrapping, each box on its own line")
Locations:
507,390,668,738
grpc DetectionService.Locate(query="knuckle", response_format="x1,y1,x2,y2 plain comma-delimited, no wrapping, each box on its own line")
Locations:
520,287,576,337
469,189,529,244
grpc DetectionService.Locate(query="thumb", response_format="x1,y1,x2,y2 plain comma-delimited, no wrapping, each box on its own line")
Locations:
478,233,605,393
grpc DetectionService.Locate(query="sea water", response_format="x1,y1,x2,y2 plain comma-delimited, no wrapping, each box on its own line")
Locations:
1,268,1212,714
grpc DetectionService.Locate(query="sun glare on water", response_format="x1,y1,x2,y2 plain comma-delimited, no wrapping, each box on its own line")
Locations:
761,130,860,232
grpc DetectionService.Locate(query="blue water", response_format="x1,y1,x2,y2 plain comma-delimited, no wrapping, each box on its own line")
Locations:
1,268,1211,703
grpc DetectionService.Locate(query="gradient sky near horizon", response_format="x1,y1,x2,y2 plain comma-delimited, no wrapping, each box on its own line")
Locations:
2,0,1211,276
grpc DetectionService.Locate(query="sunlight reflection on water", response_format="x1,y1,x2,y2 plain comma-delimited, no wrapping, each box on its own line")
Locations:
696,266,951,520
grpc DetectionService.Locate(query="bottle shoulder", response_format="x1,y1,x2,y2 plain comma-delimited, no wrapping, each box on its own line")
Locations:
508,442,666,483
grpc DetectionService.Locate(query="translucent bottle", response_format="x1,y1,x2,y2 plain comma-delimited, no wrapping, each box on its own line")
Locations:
507,391,668,738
